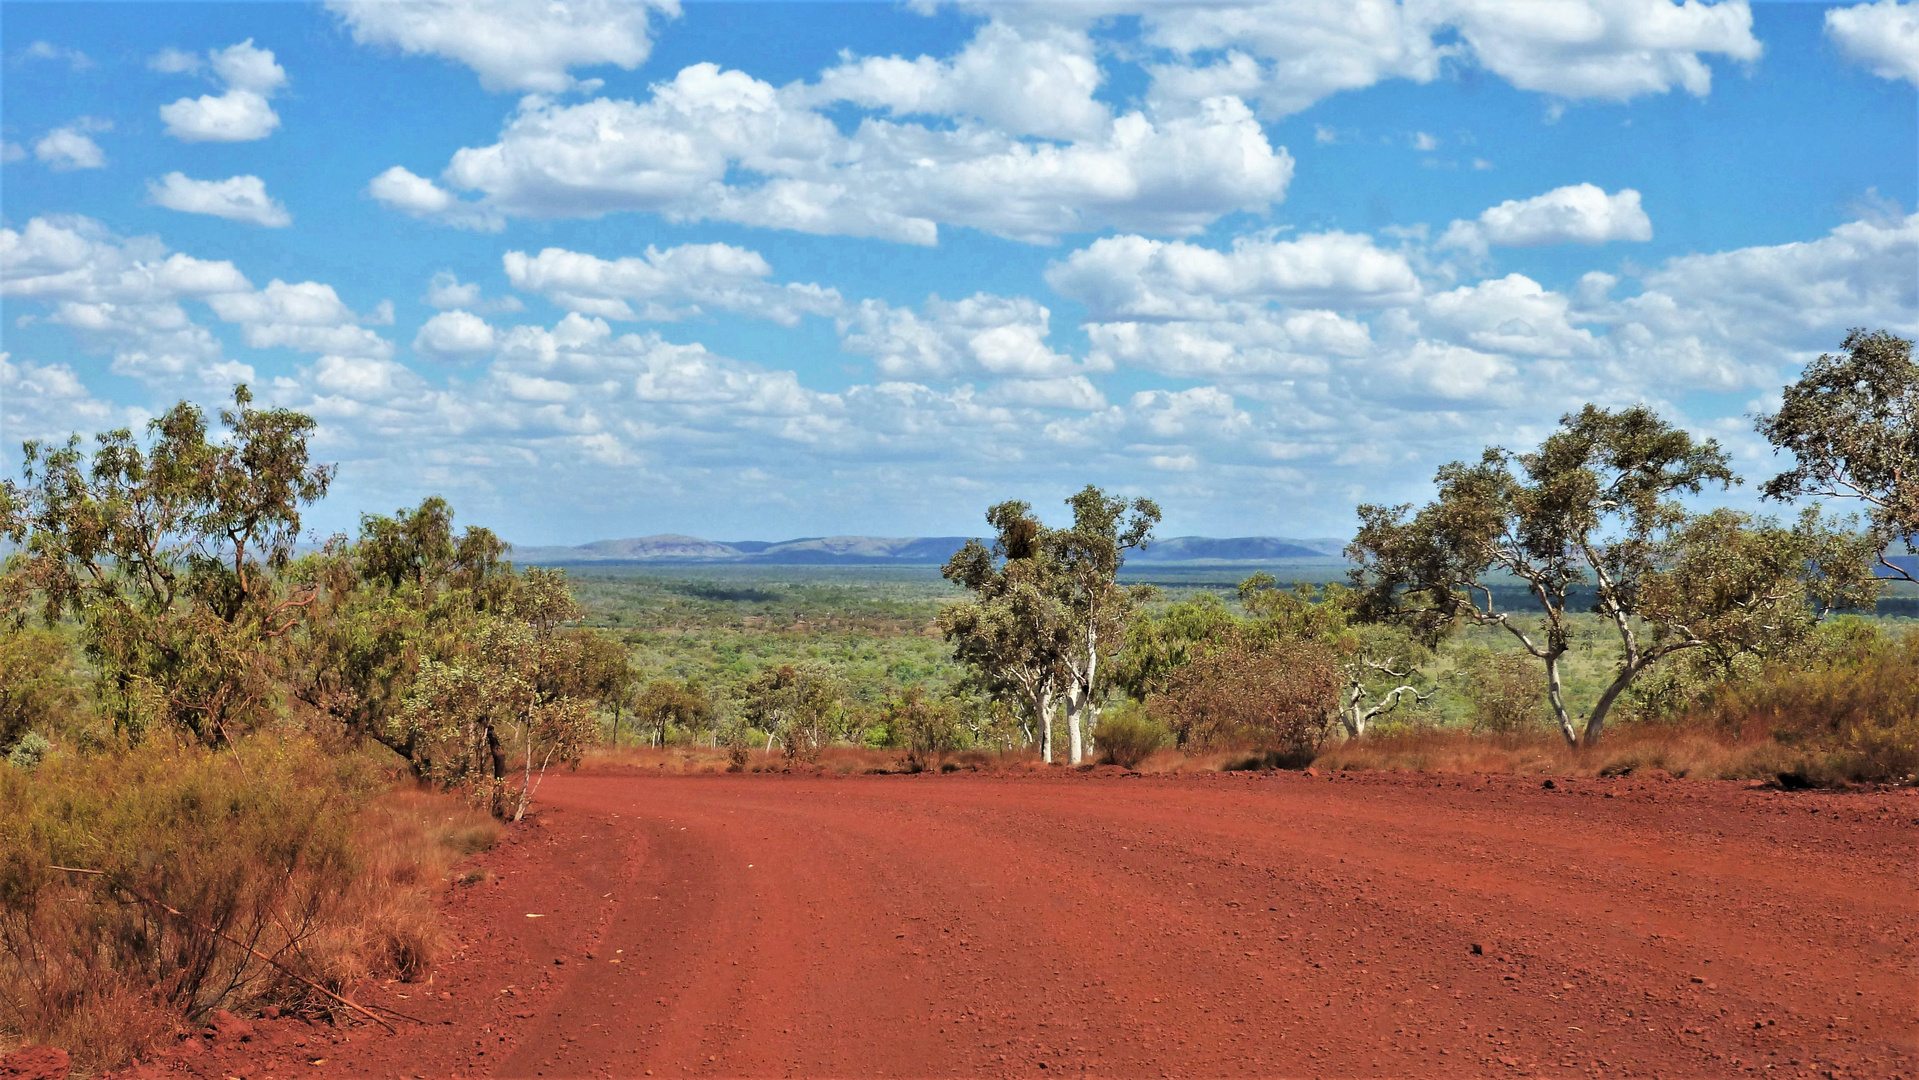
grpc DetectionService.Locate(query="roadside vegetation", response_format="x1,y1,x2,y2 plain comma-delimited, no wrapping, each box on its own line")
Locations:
2,330,1915,1067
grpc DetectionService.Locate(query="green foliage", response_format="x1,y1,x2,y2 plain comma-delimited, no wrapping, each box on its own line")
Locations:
1349,403,1876,746
397,568,604,819
1,386,334,744
1092,704,1169,768
1758,329,1919,582
0,624,86,753
1149,635,1340,762
743,664,848,763
940,485,1159,764
883,687,964,767
1458,649,1547,735
292,501,619,817
7,732,51,771
1114,592,1239,700
632,678,710,747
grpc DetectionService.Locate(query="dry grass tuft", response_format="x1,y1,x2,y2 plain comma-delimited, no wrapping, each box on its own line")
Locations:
0,736,500,1071
1307,727,1880,783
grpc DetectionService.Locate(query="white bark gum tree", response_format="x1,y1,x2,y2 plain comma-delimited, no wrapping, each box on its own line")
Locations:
1757,329,1919,586
940,504,1070,764
1050,487,1160,766
942,488,1159,766
1340,659,1429,738
1354,406,1880,747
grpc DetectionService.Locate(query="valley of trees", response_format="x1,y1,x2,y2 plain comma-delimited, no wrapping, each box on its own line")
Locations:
2,329,1916,1065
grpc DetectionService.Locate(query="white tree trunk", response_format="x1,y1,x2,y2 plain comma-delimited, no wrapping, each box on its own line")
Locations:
1038,687,1055,763
1545,653,1577,747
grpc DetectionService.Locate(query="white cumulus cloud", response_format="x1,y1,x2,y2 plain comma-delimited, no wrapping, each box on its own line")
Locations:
414,310,498,359
425,270,523,314
366,166,502,231
1047,231,1422,320
381,61,1291,245
839,293,1087,380
1437,0,1761,101
147,173,292,227
1440,183,1653,252
328,0,679,93
33,118,110,171
796,20,1110,141
501,244,841,326
1826,0,1919,86
157,39,287,142
1138,0,1762,116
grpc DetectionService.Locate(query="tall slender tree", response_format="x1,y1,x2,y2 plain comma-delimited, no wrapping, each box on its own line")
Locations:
1049,486,1160,765
941,501,1068,761
942,487,1158,765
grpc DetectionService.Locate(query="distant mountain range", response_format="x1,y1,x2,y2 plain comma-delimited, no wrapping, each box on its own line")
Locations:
508,534,1351,566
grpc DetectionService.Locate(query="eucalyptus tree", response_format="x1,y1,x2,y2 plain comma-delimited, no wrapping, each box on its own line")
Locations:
295,499,618,816
1349,405,1875,747
1758,329,1918,582
941,487,1159,765
399,568,601,819
940,500,1068,761
634,678,708,747
291,496,513,775
1048,486,1160,765
741,664,845,762
0,386,332,744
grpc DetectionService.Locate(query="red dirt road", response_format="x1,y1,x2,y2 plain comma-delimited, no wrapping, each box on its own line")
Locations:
194,769,1915,1078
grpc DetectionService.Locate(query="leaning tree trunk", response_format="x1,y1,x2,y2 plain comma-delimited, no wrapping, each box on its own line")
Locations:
1545,652,1578,747
1581,657,1651,749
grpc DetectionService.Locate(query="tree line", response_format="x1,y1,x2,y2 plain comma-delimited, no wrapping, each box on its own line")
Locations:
936,329,1912,759
2,329,1914,785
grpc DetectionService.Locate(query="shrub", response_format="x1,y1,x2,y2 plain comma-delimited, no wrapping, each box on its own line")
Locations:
1460,649,1547,735
1149,636,1339,762
0,626,85,755
6,731,50,771
884,689,959,770
1680,624,1919,783
1093,708,1169,769
0,735,497,1070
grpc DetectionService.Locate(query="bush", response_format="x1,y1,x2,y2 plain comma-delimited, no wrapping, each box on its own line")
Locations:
1461,650,1547,735
6,732,50,772
1680,623,1919,783
1093,708,1169,769
1149,636,1340,761
0,735,498,1070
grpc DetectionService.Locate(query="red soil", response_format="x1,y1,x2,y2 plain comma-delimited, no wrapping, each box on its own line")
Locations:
152,767,1916,1079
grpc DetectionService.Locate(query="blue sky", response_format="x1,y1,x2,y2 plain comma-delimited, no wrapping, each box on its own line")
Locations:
3,0,1915,545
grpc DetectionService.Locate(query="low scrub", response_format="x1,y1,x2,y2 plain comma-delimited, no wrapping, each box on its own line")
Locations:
1678,626,1919,784
1093,709,1171,769
0,735,498,1070
1307,727,1896,785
